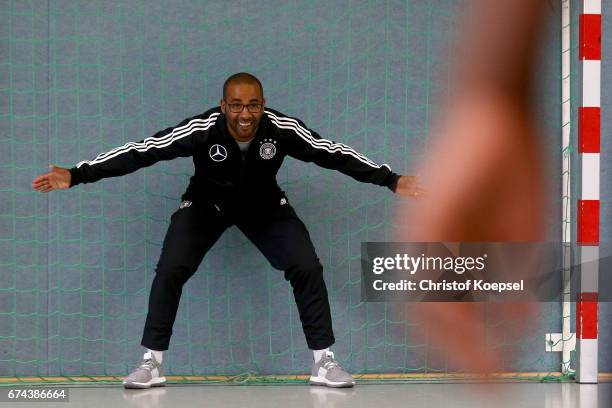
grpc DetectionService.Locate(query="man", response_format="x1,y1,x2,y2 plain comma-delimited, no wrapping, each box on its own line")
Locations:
32,72,422,388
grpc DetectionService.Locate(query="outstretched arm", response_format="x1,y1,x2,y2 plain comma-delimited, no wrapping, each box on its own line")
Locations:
272,111,422,196
68,111,219,187
31,110,220,193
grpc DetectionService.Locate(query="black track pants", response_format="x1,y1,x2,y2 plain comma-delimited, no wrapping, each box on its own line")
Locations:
140,200,335,351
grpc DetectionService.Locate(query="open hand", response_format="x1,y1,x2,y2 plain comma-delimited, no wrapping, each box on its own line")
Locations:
395,175,424,198
31,165,71,193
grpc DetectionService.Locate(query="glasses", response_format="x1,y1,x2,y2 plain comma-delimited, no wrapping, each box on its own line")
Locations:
224,100,263,113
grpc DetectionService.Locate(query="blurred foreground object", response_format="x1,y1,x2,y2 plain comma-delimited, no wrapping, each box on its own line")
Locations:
400,0,550,374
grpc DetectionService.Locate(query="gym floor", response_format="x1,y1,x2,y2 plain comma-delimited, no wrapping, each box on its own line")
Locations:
0,382,608,408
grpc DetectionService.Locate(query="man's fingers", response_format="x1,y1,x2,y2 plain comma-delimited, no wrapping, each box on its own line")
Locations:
409,186,426,198
32,179,49,188
32,174,49,184
32,178,49,187
34,182,51,192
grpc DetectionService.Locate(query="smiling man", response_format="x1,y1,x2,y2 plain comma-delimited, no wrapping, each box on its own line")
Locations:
31,72,422,389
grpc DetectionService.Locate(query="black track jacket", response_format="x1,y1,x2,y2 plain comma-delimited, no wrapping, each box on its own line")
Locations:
69,107,400,212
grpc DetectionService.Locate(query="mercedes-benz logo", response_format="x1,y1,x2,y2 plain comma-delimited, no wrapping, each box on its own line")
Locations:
209,144,228,162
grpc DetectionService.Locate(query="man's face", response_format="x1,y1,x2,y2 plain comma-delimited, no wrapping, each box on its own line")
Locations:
221,82,265,142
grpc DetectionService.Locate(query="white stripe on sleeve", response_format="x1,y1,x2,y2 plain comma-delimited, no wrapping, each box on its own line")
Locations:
76,113,220,168
265,110,389,170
